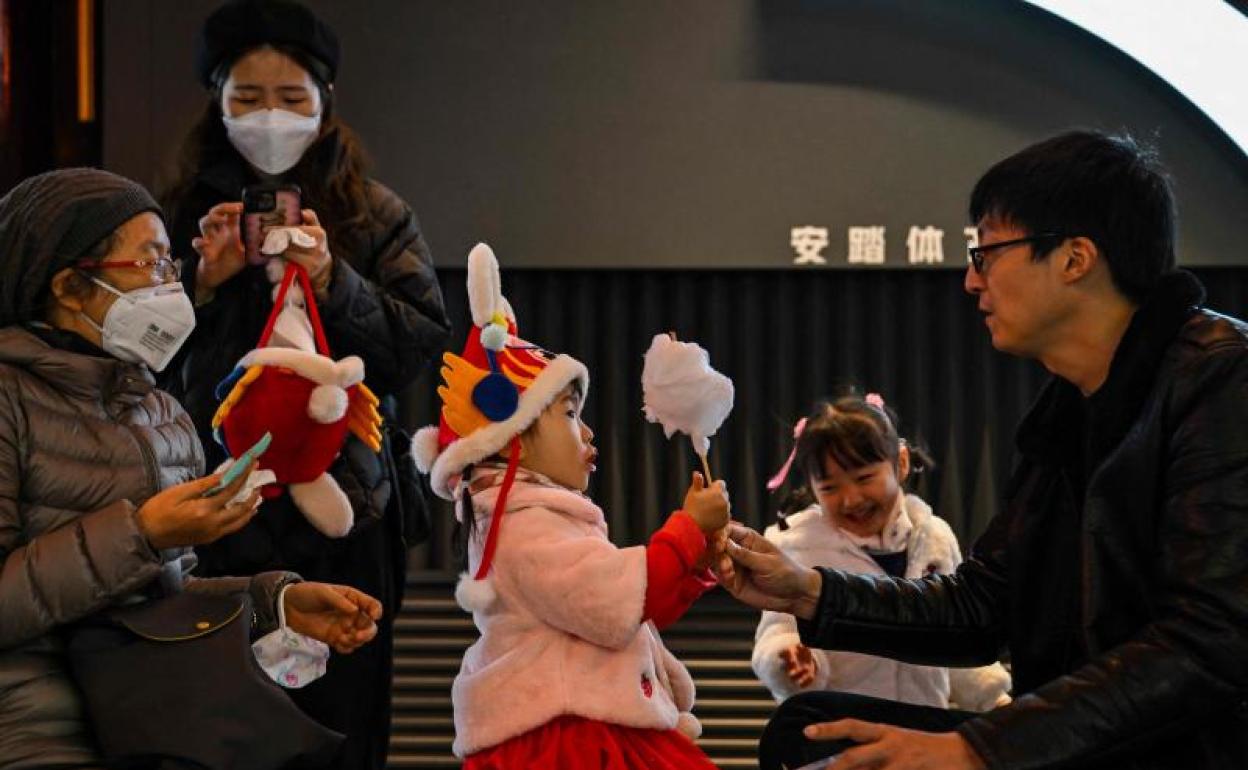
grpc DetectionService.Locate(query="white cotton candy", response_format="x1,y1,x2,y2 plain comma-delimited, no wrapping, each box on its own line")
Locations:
641,334,734,457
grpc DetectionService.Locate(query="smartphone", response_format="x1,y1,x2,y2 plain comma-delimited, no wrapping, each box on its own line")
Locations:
241,184,302,265
202,432,273,497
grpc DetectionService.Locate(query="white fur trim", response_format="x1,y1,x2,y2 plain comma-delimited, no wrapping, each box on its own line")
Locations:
335,356,364,386
949,662,1013,712
288,474,353,537
427,354,589,499
308,384,349,423
676,712,702,740
765,496,958,580
454,571,497,613
467,243,503,327
237,348,366,388
412,425,442,474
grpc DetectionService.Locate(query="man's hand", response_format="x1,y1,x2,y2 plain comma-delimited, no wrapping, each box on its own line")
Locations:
283,583,382,654
714,522,822,619
806,720,987,770
780,643,820,688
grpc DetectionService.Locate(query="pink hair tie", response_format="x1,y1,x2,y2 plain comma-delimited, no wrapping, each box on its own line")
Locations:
865,392,886,410
766,417,808,491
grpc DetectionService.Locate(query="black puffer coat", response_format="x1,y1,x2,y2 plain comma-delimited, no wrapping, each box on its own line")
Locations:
163,158,449,577
162,156,450,770
798,271,1248,769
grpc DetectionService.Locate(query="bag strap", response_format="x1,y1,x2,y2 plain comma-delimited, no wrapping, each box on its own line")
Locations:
257,261,332,357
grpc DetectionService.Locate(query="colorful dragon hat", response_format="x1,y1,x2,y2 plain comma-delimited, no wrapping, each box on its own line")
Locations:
413,243,589,502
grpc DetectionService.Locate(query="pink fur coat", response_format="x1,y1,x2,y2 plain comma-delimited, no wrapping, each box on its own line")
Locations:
451,477,699,757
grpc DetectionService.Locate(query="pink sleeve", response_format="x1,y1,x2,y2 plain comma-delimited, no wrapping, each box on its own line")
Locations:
644,512,716,630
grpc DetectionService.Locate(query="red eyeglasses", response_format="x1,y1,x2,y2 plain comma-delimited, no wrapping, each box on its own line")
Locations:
75,257,182,284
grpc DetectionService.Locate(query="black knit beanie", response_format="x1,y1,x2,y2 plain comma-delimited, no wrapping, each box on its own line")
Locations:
0,167,162,327
195,0,340,88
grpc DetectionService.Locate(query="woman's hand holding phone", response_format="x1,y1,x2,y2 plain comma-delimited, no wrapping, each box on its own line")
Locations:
135,460,262,550
281,208,333,297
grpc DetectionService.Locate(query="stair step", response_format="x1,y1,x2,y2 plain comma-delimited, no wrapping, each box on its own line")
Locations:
386,754,459,769
392,715,454,730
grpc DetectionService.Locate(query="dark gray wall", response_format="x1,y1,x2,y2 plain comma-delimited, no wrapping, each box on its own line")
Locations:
104,0,1248,268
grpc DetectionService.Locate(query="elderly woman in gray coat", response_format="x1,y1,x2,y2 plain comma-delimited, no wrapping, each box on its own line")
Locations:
0,168,383,769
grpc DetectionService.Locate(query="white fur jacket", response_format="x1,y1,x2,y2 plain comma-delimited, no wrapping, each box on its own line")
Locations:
751,495,1011,711
451,475,699,757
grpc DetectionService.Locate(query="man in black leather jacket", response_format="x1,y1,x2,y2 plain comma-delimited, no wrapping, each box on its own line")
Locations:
720,131,1248,770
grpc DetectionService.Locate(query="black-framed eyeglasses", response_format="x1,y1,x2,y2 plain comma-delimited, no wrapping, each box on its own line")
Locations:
967,233,1065,274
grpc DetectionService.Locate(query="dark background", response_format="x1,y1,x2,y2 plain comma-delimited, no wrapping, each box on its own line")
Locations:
4,1,1247,570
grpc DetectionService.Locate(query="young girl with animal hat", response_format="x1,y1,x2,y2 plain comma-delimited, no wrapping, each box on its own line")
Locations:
414,244,731,768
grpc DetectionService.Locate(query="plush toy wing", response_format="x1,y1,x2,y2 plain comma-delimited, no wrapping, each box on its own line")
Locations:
212,365,265,443
346,382,383,453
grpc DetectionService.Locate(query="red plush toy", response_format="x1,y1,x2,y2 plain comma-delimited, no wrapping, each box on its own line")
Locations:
212,262,382,537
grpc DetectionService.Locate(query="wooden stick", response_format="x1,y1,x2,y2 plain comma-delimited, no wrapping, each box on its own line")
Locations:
698,451,714,484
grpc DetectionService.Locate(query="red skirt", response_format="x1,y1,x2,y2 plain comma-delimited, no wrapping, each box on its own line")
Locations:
462,715,720,770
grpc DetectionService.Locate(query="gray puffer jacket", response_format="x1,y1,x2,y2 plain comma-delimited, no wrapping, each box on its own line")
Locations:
0,325,293,769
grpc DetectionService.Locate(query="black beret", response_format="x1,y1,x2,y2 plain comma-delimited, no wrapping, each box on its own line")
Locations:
195,0,340,88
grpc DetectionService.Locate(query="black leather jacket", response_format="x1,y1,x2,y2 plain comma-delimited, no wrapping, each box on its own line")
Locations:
798,272,1248,769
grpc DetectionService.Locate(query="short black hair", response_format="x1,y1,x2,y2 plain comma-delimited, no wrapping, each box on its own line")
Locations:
969,130,1177,302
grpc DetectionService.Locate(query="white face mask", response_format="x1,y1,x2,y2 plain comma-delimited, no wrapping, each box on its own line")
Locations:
223,108,321,175
81,279,197,372
251,584,330,689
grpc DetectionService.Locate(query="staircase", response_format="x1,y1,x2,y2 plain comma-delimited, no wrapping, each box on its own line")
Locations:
388,572,773,769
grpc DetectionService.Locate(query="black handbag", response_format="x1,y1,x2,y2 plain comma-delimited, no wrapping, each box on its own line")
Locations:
65,590,343,770
383,415,432,547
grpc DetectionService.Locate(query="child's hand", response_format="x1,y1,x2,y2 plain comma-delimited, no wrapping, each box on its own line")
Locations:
694,526,729,571
779,643,819,688
683,471,730,534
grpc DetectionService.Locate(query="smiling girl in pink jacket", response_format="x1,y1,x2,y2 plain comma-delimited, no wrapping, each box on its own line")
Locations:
413,244,730,769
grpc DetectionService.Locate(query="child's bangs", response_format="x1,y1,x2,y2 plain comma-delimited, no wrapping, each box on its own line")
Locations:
796,408,896,479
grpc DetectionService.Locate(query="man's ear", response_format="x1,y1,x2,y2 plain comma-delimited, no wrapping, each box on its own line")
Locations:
1060,236,1100,284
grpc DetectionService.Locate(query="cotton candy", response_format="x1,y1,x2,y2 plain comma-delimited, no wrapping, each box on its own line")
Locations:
641,334,734,457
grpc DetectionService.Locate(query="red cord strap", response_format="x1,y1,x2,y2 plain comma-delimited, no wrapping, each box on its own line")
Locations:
256,262,332,357
474,436,522,581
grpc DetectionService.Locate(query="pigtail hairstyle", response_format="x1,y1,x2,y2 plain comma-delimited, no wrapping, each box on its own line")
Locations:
771,391,934,529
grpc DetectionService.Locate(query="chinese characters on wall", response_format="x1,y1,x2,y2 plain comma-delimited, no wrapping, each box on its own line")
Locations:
790,225,981,267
